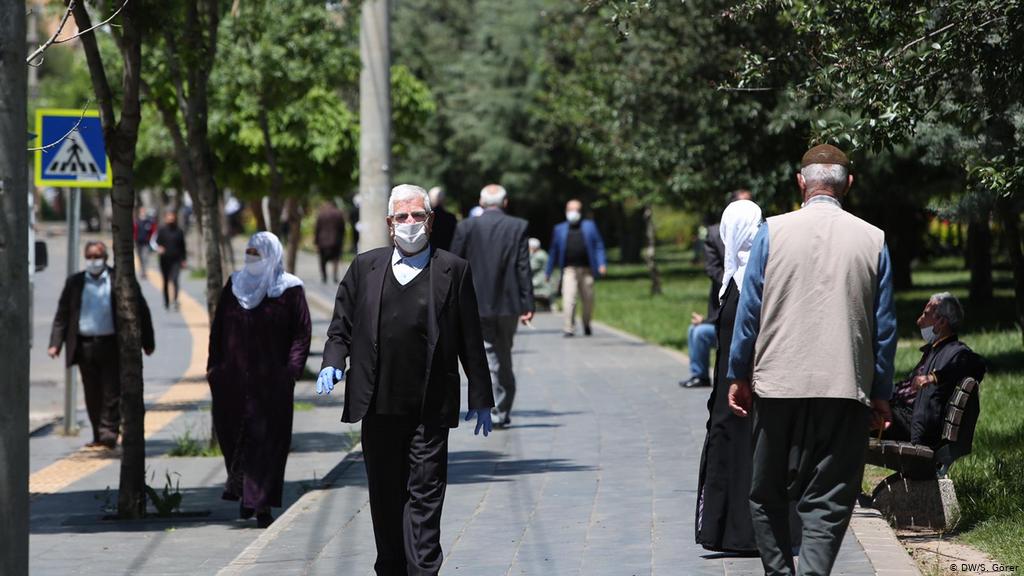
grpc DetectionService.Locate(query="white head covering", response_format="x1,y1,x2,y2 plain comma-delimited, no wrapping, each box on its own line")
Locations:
719,199,763,301
231,232,304,310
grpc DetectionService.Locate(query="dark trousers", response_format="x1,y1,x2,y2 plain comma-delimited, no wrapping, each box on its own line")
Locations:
480,315,519,424
749,397,869,576
159,257,182,308
317,247,340,284
77,336,120,444
881,401,914,442
361,413,450,576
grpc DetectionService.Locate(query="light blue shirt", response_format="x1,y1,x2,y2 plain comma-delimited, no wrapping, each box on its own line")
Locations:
726,197,898,400
79,268,115,336
391,247,431,286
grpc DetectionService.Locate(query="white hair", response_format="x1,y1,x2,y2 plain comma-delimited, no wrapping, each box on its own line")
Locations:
428,186,445,206
388,184,432,215
930,292,964,330
528,238,541,250
800,163,849,193
479,184,507,208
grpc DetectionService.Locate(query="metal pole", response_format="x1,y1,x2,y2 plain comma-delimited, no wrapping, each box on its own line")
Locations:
63,188,80,436
357,0,392,252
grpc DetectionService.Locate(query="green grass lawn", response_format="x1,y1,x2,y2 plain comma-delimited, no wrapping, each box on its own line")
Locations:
594,248,1023,565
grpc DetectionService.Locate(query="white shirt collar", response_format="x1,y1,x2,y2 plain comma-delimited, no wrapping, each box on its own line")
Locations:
801,195,842,209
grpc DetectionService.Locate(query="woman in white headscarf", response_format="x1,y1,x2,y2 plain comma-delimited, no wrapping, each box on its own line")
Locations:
695,199,763,554
207,232,311,528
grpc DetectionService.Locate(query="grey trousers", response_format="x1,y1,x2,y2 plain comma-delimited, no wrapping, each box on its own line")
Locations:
479,315,519,424
749,397,870,576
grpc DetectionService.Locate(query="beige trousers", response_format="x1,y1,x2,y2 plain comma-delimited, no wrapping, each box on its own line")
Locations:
561,266,595,333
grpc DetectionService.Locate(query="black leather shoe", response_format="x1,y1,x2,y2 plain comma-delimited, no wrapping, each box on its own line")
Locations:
679,376,711,388
256,511,274,528
583,324,592,336
240,504,255,520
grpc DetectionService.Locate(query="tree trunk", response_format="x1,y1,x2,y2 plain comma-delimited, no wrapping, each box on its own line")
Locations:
0,1,31,569
251,198,267,231
642,204,662,296
967,217,993,305
284,196,302,273
71,0,147,519
996,200,1024,345
258,108,284,236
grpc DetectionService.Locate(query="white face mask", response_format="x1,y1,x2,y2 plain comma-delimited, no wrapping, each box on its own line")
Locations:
566,211,581,224
393,221,429,253
244,253,270,276
920,324,937,343
85,258,106,275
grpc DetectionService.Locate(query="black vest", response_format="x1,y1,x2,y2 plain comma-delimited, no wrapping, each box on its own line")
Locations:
373,262,431,415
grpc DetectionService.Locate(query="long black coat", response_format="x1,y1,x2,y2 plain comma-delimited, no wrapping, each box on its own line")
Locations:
207,280,312,510
49,268,155,367
450,208,534,317
322,247,493,427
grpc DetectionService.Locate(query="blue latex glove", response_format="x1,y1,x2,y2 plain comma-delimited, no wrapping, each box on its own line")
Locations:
317,367,343,395
465,409,493,436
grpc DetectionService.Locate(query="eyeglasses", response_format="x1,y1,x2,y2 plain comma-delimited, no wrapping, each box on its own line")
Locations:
392,211,429,223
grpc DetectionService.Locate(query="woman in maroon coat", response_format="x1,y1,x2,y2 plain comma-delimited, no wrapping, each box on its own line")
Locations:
207,232,311,528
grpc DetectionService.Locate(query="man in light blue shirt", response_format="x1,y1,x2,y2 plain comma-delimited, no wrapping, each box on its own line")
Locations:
49,241,155,448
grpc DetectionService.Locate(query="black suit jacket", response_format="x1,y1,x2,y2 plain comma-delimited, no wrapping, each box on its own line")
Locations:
703,223,725,323
450,208,534,317
430,207,457,252
910,337,987,446
49,268,156,367
322,247,493,427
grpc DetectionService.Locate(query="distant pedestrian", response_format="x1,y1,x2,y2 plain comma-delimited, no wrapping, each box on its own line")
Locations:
528,238,552,309
134,206,156,278
155,211,187,310
695,199,762,554
207,232,311,528
451,184,534,429
727,144,897,576
48,241,155,448
317,184,493,575
314,200,347,284
545,199,607,337
682,190,753,389
428,186,457,252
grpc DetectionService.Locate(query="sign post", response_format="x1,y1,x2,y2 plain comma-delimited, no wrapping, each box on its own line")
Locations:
34,109,112,436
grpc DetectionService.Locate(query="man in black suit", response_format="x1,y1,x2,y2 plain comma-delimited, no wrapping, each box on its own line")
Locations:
427,186,457,252
450,184,534,429
316,184,493,576
48,241,155,448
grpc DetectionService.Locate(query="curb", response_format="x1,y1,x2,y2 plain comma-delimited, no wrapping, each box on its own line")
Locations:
593,319,921,575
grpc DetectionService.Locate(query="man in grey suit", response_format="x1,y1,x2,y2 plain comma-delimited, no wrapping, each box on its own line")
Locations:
451,184,534,428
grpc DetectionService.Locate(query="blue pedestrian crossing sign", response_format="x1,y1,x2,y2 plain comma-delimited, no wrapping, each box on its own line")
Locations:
34,108,112,188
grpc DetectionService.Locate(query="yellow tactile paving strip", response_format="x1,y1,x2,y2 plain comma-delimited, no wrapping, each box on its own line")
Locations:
28,268,210,496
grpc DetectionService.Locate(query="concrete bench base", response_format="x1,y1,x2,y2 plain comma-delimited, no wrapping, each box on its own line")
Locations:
871,473,961,531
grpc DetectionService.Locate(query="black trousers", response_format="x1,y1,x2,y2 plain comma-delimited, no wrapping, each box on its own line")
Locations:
318,247,341,283
159,257,182,308
749,397,870,576
77,335,120,444
361,413,450,576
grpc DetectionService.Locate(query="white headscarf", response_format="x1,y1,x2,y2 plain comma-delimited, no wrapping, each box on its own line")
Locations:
231,232,303,310
719,199,763,302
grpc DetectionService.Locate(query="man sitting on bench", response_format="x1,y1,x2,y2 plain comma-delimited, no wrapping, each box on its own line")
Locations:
885,292,986,446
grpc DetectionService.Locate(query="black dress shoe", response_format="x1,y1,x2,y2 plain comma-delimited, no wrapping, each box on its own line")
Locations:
240,504,255,520
679,376,711,388
256,511,274,528
583,324,592,336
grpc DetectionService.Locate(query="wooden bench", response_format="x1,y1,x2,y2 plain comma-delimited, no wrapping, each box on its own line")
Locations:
865,377,980,529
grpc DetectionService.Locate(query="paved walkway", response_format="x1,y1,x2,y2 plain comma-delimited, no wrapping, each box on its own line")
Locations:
221,310,911,576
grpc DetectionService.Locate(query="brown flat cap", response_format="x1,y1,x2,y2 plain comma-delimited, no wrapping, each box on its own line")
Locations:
801,144,850,168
